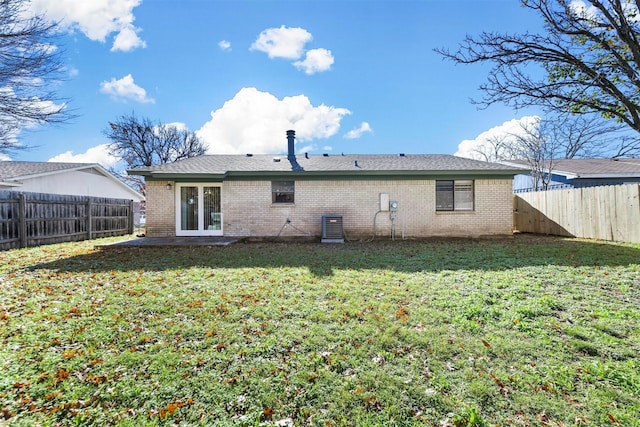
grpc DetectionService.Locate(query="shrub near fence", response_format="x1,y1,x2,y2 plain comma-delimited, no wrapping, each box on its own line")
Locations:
514,184,640,243
0,191,134,250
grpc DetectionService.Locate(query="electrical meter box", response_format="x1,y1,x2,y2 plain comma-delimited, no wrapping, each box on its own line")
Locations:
380,193,390,211
390,201,398,211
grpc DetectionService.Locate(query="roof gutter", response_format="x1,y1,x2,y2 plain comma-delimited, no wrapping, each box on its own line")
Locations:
575,173,640,179
136,169,521,181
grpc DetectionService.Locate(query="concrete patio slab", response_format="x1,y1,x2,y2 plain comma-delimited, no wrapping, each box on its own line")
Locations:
98,236,242,248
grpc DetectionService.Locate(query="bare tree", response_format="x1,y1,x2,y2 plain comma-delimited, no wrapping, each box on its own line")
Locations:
0,0,70,154
545,113,633,158
105,112,206,192
507,113,629,189
106,114,157,168
510,117,559,190
470,133,520,162
436,0,640,152
154,124,206,165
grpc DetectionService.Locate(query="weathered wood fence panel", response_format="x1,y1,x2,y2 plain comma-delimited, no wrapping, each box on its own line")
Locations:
514,184,640,243
0,191,134,250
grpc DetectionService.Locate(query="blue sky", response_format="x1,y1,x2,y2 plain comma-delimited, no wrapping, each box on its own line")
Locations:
11,0,545,168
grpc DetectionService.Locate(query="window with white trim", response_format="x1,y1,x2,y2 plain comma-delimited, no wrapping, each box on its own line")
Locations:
436,180,474,211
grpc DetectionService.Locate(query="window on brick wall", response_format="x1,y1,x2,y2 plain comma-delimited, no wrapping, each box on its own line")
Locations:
272,180,295,204
436,180,474,211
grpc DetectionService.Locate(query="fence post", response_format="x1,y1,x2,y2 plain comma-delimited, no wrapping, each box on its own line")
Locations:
87,198,93,240
128,200,134,235
18,193,27,248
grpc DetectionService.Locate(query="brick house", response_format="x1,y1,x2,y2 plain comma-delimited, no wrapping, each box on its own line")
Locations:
128,131,523,240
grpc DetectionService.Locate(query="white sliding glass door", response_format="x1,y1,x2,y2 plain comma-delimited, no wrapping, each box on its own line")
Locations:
176,183,222,236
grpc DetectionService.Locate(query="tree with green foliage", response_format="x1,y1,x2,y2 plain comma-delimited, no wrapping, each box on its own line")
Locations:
437,0,640,155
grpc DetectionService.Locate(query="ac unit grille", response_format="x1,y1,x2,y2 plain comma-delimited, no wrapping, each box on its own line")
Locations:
321,215,344,243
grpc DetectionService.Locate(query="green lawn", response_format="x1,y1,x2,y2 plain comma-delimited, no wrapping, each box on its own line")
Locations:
1,235,639,426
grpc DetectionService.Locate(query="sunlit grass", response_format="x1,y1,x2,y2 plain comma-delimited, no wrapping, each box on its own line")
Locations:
1,235,639,426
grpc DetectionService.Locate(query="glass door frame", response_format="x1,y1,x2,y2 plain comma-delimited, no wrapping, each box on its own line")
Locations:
175,183,223,236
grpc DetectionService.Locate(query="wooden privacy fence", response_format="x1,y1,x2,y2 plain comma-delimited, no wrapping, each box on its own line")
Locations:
0,191,134,250
514,184,640,243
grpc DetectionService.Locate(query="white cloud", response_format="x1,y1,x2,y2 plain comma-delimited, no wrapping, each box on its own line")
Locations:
569,0,599,20
218,40,231,51
250,26,312,59
455,116,540,161
251,26,335,74
32,42,58,55
27,0,145,52
48,144,120,169
111,24,146,52
163,122,188,132
344,122,373,139
570,0,639,24
99,74,154,104
196,87,351,154
293,48,334,74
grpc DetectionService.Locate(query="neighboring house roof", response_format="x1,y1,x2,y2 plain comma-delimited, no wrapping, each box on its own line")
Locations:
0,161,98,181
0,161,144,201
503,158,640,179
129,154,525,180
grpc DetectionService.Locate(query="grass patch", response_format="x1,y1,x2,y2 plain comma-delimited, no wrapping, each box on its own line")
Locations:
1,235,639,426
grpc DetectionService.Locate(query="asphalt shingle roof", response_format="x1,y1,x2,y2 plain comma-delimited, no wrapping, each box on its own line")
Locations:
506,158,640,177
130,154,525,177
0,161,95,180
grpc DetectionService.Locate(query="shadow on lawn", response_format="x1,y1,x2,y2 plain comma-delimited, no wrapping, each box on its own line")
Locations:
31,234,640,277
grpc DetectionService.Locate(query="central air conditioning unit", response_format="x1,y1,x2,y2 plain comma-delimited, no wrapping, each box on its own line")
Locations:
321,215,344,243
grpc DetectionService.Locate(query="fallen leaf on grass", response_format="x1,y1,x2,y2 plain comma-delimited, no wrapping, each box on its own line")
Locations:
186,300,204,308
395,306,410,322
55,369,70,383
88,358,103,367
62,349,80,359
2,408,14,420
87,375,107,385
490,372,509,396
65,307,82,318
158,403,179,419
262,407,274,421
155,399,194,419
